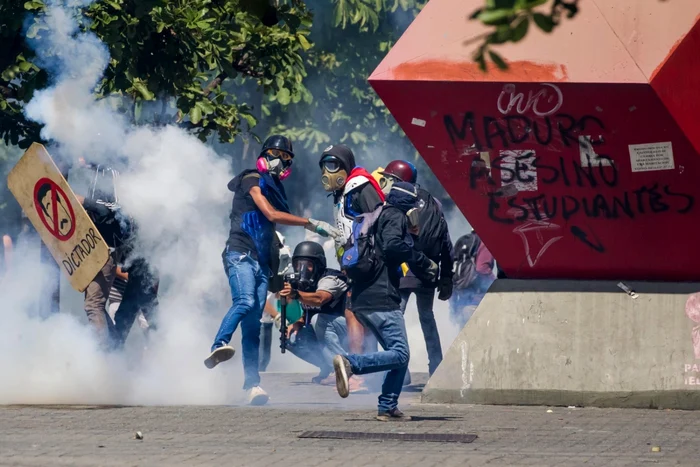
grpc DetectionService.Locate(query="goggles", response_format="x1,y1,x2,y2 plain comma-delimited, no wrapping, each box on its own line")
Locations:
320,156,342,173
266,149,294,162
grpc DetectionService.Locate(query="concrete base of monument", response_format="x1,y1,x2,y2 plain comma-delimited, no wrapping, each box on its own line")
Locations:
422,279,700,409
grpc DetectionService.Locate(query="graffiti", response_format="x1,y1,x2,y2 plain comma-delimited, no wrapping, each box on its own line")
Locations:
497,83,564,117
444,111,604,152
570,226,605,253
514,221,563,267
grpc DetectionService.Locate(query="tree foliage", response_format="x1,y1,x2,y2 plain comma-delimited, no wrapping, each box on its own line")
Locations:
0,0,312,148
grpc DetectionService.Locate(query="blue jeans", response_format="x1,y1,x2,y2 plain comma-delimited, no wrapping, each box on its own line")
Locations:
346,310,410,413
314,313,348,369
212,250,269,389
287,324,333,376
400,288,443,375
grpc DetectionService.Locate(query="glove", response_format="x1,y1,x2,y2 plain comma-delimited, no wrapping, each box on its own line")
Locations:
306,218,341,239
437,276,453,301
424,259,439,283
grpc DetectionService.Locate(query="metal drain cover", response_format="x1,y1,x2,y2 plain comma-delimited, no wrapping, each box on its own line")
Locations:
299,431,477,443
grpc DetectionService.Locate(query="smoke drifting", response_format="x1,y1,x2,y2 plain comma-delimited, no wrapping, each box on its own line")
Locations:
0,1,472,404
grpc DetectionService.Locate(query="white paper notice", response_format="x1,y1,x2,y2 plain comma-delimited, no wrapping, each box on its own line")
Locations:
629,142,674,172
499,150,537,192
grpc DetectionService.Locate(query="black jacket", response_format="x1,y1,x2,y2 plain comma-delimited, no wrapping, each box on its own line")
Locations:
400,187,454,290
350,204,432,313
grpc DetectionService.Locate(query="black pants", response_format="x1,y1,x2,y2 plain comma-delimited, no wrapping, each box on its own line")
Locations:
113,259,158,348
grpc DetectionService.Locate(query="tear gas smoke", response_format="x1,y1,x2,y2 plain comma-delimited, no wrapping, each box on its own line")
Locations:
0,2,474,405
1,2,244,404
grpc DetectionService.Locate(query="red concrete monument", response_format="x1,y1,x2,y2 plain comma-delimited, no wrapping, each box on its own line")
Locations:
370,0,700,281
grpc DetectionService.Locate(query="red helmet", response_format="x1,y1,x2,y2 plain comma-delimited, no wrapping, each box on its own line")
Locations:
382,160,418,184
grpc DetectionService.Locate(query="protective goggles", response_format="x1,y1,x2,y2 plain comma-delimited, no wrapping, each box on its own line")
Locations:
320,156,342,173
266,149,294,162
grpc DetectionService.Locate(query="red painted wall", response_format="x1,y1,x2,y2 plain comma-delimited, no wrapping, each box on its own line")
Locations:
371,79,699,280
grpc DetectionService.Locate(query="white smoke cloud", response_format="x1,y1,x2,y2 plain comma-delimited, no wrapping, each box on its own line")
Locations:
0,2,250,405
0,1,475,405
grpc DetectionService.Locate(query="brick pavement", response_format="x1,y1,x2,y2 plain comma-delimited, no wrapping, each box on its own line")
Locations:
1,373,700,466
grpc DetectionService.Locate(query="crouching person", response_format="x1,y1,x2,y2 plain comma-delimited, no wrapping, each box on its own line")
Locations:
333,182,438,421
280,241,353,385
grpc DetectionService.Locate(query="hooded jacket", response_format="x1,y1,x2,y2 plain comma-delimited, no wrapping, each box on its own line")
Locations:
350,183,432,313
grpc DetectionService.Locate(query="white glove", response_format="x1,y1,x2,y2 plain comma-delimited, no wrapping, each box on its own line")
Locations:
306,218,341,239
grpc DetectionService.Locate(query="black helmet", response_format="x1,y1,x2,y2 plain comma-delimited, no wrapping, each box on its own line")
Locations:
260,135,294,158
292,241,327,291
292,241,327,269
319,144,355,173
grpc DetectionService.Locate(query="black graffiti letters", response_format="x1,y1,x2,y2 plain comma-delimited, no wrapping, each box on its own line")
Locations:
61,228,103,276
444,112,604,151
570,226,605,253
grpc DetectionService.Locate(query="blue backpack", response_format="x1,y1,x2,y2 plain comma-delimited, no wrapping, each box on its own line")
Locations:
340,205,384,282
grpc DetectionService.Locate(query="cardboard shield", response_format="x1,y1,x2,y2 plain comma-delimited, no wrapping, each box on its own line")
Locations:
7,143,110,292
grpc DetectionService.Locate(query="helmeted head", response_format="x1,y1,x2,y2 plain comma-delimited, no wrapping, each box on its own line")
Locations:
379,160,418,195
319,144,356,192
257,135,294,180
292,241,327,291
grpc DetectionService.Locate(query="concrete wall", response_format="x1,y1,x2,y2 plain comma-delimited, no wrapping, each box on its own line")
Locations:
422,279,700,409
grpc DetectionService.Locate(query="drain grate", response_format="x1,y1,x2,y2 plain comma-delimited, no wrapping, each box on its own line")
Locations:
299,431,477,443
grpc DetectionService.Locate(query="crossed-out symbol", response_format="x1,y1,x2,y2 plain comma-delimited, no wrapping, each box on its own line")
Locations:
33,177,76,241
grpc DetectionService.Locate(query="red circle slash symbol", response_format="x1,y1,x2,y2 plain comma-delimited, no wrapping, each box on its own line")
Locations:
33,178,76,241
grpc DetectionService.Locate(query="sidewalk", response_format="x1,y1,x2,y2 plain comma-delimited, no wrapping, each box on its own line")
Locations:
1,373,699,466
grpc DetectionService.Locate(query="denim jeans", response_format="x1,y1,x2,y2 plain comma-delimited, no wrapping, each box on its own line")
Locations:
113,258,159,349
314,313,348,369
259,322,273,371
287,324,333,376
212,250,269,389
346,310,410,413
400,288,443,375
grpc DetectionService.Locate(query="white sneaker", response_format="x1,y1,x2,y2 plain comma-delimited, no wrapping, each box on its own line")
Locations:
247,386,269,406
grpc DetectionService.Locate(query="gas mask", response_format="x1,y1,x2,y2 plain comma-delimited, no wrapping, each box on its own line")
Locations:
292,257,320,292
320,156,348,192
257,149,293,180
378,174,399,195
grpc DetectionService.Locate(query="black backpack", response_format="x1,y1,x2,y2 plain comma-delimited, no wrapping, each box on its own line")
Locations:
453,233,481,290
414,188,448,259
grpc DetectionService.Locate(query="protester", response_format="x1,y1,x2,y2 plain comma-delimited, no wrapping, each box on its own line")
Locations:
450,231,496,328
319,144,385,391
73,190,131,349
205,135,339,406
333,182,438,421
378,160,454,376
279,241,354,387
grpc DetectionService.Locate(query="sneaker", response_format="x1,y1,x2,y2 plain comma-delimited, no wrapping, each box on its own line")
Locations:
247,386,269,406
376,408,412,422
204,345,235,369
333,355,353,398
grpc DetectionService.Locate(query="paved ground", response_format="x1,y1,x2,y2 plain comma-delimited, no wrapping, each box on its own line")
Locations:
2,373,700,467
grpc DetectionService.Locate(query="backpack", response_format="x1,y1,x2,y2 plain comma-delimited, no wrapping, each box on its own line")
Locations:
340,205,385,282
415,188,448,260
453,233,481,290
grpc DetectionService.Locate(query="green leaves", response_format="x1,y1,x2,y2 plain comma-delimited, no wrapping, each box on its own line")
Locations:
533,12,554,32
469,0,580,71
